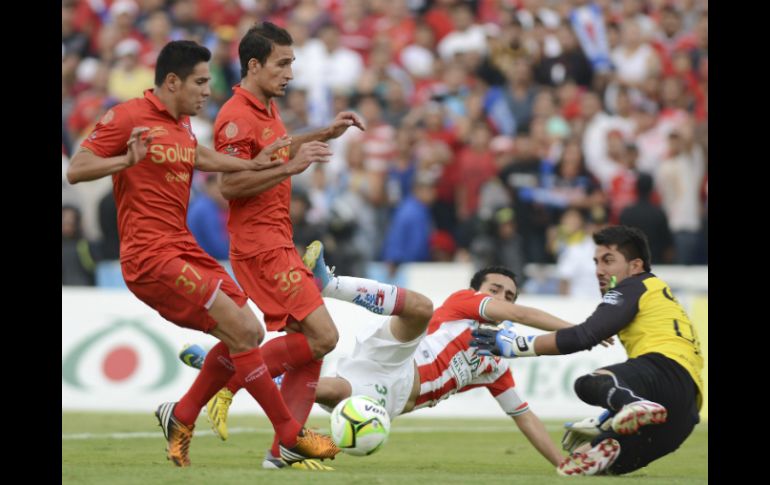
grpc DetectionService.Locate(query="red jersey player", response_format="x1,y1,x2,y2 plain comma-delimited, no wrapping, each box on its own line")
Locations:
67,40,339,467
207,22,372,468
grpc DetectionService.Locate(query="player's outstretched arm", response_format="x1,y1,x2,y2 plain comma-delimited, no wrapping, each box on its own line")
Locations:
288,111,365,158
67,127,150,184
513,410,564,467
219,141,331,199
483,299,574,332
195,136,289,172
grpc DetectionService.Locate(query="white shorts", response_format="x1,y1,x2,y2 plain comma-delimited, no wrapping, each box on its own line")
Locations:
334,317,425,419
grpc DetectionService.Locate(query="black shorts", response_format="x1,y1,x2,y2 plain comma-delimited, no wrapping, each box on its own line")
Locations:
593,353,701,475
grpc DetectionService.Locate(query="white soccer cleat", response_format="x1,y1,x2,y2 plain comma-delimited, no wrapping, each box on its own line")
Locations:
557,438,620,476
611,400,667,435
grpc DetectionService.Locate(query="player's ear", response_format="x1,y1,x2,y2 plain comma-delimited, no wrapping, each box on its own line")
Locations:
248,58,262,75
164,72,180,92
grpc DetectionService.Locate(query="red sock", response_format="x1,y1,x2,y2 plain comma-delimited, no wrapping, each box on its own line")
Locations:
263,333,315,375
220,333,315,394
174,341,234,426
231,347,301,447
269,358,323,456
224,375,241,393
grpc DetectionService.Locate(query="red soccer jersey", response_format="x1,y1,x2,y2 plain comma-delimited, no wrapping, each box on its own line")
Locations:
213,86,293,260
80,90,199,271
414,289,528,415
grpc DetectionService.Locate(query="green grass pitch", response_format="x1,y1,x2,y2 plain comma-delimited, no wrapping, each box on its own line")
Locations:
63,412,707,484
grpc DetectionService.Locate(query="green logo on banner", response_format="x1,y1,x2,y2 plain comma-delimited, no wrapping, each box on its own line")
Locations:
62,319,179,390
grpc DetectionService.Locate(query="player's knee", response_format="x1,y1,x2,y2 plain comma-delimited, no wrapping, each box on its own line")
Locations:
308,327,338,359
574,373,613,405
228,312,264,352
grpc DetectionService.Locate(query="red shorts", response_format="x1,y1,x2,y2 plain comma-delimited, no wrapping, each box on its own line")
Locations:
231,247,323,331
122,245,248,333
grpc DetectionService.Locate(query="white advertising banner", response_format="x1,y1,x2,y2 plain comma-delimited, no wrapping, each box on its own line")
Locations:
63,280,704,420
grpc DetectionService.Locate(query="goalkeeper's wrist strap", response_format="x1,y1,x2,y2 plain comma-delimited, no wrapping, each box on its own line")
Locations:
512,335,538,357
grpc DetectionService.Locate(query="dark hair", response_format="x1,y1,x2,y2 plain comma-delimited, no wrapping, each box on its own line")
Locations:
239,21,293,77
155,40,211,86
470,266,518,295
593,225,652,272
635,173,653,199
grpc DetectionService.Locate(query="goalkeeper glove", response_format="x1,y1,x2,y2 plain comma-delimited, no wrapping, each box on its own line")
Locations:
561,410,612,453
470,321,538,358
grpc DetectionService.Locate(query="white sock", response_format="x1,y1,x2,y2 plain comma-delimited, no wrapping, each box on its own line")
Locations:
322,276,406,316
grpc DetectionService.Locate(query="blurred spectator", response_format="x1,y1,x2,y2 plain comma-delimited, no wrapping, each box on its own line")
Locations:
499,135,550,263
550,208,601,300
533,25,593,88
62,205,96,286
610,19,660,89
430,229,457,262
97,190,120,261
290,189,325,258
334,0,375,61
581,91,634,184
187,174,230,261
607,143,639,224
541,138,605,222
139,10,172,68
382,173,437,272
107,38,155,102
655,129,705,265
504,57,539,134
437,3,488,62
455,122,497,224
470,207,526,282
620,173,673,264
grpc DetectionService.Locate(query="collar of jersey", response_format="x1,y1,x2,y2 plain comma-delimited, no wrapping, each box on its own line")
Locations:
143,89,179,120
232,84,275,116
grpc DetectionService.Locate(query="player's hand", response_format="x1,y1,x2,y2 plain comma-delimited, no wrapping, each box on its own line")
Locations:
560,410,610,452
599,336,615,347
470,321,537,358
287,141,332,175
126,127,151,166
251,135,291,170
326,111,366,139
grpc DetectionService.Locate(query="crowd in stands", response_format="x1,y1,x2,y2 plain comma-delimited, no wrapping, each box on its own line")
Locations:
62,0,708,294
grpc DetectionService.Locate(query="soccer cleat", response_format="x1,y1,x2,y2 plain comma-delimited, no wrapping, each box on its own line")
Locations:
557,438,620,476
302,240,334,292
262,450,335,471
611,400,667,435
279,428,341,464
155,402,194,467
179,343,206,370
205,388,233,441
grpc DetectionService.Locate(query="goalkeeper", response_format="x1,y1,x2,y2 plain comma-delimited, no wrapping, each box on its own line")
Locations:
470,225,704,477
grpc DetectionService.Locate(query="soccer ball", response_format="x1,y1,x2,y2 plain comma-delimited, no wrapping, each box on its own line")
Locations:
329,395,391,456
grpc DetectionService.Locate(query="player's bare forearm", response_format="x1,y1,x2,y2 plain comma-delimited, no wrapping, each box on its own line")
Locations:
67,149,131,184
485,300,573,332
289,111,365,157
513,411,564,466
219,165,290,200
287,129,331,158
532,333,561,355
195,145,255,172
